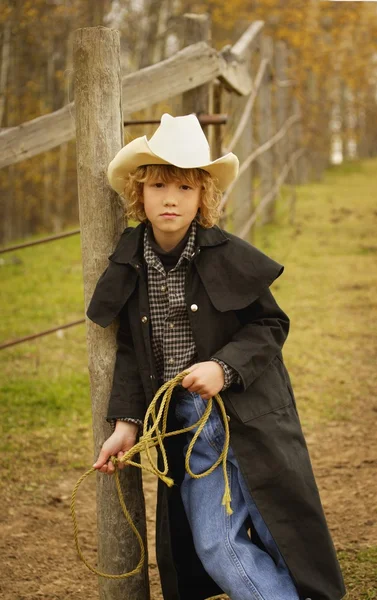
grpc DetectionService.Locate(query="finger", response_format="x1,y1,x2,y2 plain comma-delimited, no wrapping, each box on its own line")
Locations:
107,459,115,475
98,463,108,474
187,379,205,393
117,451,125,470
182,363,202,386
182,373,196,388
93,447,111,469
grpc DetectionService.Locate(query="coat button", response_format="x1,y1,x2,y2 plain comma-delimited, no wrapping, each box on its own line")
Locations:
190,303,198,312
141,315,148,323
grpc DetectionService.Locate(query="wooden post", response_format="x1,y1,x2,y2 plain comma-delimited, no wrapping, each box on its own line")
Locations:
182,13,211,132
230,73,254,241
307,68,320,180
257,35,275,225
275,41,288,177
74,26,149,600
293,96,307,183
212,80,223,159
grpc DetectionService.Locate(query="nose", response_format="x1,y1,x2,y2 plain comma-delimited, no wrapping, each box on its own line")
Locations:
163,190,178,206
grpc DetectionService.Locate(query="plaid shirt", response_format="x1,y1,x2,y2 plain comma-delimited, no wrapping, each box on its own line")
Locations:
143,220,240,387
111,221,240,429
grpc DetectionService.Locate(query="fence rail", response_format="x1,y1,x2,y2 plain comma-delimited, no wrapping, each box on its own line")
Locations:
1,17,306,353
0,22,264,170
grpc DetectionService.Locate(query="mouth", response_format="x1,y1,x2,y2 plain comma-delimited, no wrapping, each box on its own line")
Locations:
160,213,180,217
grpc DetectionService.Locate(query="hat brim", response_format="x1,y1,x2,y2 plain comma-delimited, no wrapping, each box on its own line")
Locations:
107,136,239,194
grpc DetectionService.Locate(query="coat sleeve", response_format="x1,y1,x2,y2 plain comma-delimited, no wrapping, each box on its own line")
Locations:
106,310,147,424
211,287,290,392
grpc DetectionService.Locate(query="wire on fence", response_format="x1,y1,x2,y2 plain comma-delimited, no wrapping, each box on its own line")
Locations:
220,112,301,210
0,228,80,254
225,58,269,154
0,319,85,351
238,147,306,240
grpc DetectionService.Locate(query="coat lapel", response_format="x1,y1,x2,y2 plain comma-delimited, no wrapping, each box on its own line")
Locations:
86,225,145,328
195,227,284,312
86,221,284,327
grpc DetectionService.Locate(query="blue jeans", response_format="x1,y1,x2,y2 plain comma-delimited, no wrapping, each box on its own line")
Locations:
174,389,300,600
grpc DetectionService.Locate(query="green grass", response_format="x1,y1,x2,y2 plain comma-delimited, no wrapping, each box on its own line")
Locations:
0,231,85,339
1,157,377,441
339,547,377,599
251,157,377,428
1,156,377,596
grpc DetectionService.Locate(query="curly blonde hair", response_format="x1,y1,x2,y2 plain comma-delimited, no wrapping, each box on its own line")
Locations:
121,164,223,228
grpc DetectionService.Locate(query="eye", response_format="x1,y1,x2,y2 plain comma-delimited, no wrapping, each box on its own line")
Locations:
153,182,164,188
181,185,192,191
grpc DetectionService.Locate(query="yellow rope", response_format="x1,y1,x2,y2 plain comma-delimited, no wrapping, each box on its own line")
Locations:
71,370,233,597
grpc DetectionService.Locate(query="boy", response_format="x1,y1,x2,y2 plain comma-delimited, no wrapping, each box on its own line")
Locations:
87,114,345,600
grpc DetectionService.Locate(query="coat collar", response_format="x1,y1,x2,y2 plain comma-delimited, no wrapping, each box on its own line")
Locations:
107,221,229,265
87,220,284,328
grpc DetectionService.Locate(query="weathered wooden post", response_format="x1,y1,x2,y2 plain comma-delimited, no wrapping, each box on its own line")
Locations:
229,31,255,242
275,41,288,180
293,96,306,184
74,26,149,600
182,13,211,128
306,68,319,180
257,35,275,225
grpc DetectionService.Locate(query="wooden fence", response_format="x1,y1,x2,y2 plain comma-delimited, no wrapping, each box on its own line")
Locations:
0,16,308,600
2,12,374,600
0,18,306,243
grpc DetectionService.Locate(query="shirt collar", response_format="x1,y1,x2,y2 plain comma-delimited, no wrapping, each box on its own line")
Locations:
108,220,227,266
143,220,197,270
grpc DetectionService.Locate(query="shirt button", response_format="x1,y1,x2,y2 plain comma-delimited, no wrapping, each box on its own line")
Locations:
160,285,167,292
167,357,175,365
168,322,174,329
190,303,198,312
141,315,148,323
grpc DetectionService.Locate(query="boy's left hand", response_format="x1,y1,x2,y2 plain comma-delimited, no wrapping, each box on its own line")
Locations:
181,361,224,400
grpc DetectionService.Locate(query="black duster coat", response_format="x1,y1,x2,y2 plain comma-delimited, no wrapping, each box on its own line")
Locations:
86,222,346,600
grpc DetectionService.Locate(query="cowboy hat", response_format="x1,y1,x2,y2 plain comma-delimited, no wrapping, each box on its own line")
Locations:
107,113,239,194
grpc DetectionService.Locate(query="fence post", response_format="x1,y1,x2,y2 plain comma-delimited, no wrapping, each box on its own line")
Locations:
74,26,150,600
257,35,275,225
275,40,288,180
182,13,211,131
307,68,320,180
230,62,254,241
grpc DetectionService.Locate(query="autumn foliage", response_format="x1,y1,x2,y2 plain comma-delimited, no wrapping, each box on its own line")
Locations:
1,0,376,243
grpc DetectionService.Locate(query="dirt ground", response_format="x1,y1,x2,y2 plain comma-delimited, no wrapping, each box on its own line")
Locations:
2,161,377,599
1,387,376,600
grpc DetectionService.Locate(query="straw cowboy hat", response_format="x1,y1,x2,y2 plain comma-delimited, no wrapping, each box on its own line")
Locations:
107,113,239,194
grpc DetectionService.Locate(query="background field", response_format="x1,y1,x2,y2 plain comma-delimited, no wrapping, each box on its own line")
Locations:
1,158,377,599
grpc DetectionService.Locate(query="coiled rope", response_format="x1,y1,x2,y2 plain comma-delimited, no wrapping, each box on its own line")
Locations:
71,370,232,600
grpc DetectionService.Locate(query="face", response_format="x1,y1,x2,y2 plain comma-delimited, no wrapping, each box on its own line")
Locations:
142,178,201,250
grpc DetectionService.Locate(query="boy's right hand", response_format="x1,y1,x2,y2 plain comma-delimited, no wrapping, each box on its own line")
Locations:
93,421,139,475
